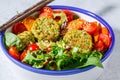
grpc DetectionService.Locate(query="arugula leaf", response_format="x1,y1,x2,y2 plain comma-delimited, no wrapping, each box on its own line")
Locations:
45,60,57,70
22,51,38,64
81,56,103,68
22,44,103,70
3,32,22,51
56,56,73,70
78,50,103,68
51,45,65,57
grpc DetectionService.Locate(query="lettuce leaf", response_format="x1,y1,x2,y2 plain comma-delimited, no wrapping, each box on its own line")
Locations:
3,32,22,51
22,45,103,70
78,50,103,68
22,50,44,68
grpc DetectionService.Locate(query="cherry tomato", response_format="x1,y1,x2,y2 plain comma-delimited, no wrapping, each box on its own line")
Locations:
39,6,53,19
20,50,27,61
93,40,105,52
99,33,111,48
12,22,27,34
42,6,53,13
39,12,53,19
8,46,20,60
27,44,40,52
83,22,97,34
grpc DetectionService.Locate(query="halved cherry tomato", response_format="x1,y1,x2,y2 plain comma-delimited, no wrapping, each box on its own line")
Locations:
42,6,53,13
20,50,27,61
39,12,53,19
27,44,40,52
39,6,53,19
99,33,111,48
22,16,35,31
12,22,27,34
83,22,97,34
8,46,20,60
93,23,102,43
93,40,105,52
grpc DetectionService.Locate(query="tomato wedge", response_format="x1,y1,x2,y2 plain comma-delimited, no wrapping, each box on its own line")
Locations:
42,6,53,13
99,33,111,48
83,22,97,34
93,40,105,52
93,23,102,43
39,6,53,19
12,22,27,34
8,46,20,60
20,50,27,61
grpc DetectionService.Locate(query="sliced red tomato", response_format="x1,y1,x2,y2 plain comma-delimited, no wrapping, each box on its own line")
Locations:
42,6,53,13
93,40,105,52
27,44,40,52
8,46,20,60
93,23,102,43
83,22,97,34
12,22,27,34
99,33,111,48
20,50,27,61
39,6,53,19
39,12,53,19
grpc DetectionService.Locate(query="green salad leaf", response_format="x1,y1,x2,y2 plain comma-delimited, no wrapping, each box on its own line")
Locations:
3,32,22,51
22,44,103,70
22,50,45,68
78,50,103,68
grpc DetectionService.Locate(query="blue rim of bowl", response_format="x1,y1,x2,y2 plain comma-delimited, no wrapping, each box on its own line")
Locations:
0,5,115,76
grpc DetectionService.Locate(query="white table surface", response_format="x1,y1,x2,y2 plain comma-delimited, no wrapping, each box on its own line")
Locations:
0,0,120,80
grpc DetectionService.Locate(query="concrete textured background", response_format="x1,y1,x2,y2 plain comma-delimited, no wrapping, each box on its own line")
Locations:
0,0,120,80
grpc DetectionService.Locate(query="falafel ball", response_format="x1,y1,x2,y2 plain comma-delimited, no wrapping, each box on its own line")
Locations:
31,17,60,41
17,31,35,51
63,30,93,53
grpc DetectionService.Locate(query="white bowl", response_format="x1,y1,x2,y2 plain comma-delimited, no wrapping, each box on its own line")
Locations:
0,5,115,80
